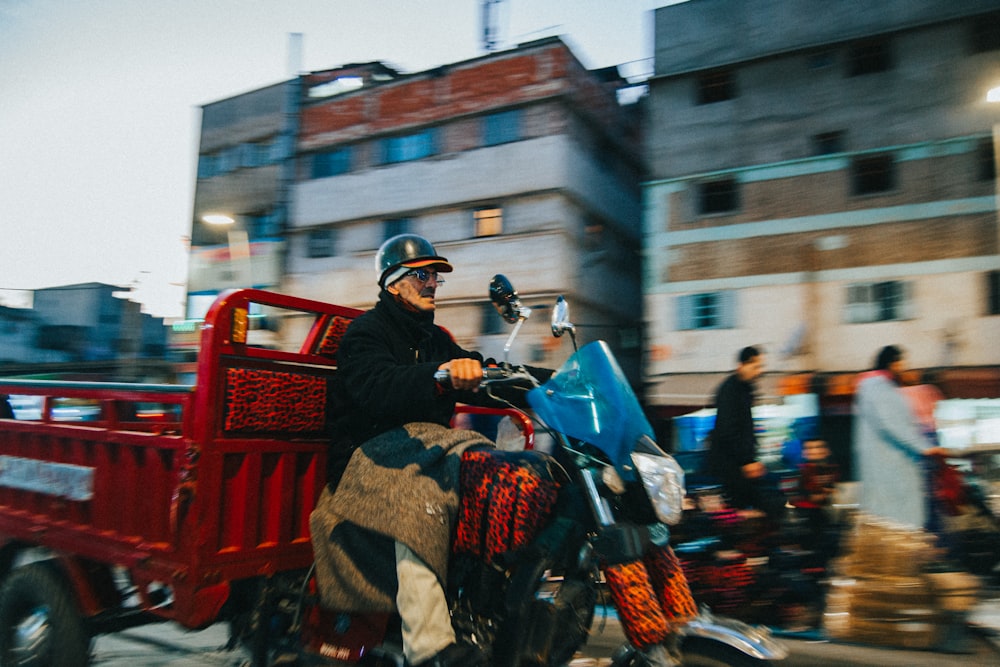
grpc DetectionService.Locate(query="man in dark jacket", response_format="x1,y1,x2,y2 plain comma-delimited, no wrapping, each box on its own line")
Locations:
707,346,778,516
320,234,489,667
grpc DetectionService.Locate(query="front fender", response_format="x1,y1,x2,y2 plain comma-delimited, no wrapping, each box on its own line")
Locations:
680,607,788,661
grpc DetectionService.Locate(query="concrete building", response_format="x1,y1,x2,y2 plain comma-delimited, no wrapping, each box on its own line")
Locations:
0,283,168,379
187,38,645,380
643,0,1000,430
186,79,303,321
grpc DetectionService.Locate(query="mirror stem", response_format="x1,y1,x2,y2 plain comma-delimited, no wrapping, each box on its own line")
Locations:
502,315,527,364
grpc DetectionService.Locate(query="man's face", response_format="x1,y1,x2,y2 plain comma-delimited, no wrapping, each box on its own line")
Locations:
388,268,443,312
889,356,905,382
738,354,764,382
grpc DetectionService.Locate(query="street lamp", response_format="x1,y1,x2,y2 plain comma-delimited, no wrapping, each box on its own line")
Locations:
201,213,252,288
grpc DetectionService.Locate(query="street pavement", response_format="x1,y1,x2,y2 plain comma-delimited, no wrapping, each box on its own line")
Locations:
88,609,1000,667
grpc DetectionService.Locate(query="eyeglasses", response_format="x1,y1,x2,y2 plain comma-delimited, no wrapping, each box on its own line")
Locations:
404,268,445,285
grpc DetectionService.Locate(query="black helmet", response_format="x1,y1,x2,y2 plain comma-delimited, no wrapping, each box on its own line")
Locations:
375,234,453,288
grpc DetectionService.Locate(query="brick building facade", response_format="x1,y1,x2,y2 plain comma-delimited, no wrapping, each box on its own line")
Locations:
186,38,645,380
644,0,1000,416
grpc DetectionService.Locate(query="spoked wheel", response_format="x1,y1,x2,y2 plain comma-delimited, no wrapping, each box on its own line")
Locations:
0,563,91,667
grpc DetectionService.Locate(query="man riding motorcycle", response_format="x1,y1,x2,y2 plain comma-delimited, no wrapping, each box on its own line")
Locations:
311,234,535,667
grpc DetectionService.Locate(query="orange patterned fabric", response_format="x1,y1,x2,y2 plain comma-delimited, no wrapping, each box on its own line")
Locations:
605,545,697,649
453,449,559,560
224,368,327,433
317,315,353,359
605,560,670,648
645,545,698,627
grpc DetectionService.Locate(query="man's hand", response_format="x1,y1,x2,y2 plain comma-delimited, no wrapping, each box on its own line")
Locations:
924,447,957,458
438,358,483,392
741,461,766,479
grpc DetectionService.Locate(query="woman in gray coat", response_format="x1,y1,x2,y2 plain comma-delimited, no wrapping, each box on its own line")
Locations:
853,345,948,530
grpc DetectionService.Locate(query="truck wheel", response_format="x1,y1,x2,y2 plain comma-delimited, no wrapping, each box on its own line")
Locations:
0,563,92,667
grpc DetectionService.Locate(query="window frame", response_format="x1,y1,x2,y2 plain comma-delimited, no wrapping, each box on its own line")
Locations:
480,301,506,335
978,137,997,183
383,218,411,242
311,147,353,179
381,128,438,165
676,291,736,331
844,280,913,323
846,37,892,77
987,270,1000,316
813,130,846,156
696,68,737,105
850,153,896,196
473,206,503,237
306,229,335,259
483,109,522,146
697,178,740,216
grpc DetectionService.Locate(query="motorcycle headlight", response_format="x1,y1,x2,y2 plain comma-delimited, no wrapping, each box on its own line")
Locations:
630,452,686,525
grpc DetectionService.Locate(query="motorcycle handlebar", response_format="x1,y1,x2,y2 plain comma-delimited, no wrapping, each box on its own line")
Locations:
433,365,519,387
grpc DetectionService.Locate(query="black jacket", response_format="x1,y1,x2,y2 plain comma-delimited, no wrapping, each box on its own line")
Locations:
707,372,758,478
327,291,484,484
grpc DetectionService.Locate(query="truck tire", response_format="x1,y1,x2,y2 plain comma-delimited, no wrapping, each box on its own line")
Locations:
0,563,92,667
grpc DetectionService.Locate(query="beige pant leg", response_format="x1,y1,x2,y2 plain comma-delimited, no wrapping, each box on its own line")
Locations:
395,541,455,664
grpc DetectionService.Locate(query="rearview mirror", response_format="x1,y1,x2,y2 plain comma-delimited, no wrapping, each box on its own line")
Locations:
551,295,574,338
490,274,521,324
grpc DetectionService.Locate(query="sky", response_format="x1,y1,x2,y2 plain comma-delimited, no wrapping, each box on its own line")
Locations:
0,0,673,318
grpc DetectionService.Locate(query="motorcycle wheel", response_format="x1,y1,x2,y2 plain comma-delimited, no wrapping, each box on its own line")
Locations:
679,638,772,667
493,556,596,667
0,563,92,667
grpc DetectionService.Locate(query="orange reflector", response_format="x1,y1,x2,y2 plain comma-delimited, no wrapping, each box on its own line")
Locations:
232,308,249,344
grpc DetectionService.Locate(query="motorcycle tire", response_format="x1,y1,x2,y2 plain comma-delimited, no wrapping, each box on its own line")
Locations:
679,637,772,667
493,554,596,667
0,563,92,667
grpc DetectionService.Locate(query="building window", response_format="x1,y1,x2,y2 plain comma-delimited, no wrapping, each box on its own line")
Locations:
483,109,522,146
381,128,438,164
583,218,605,254
197,154,219,179
270,134,294,162
847,37,892,76
676,291,736,330
481,302,506,335
311,147,352,178
247,211,281,239
696,68,736,104
307,229,335,258
987,271,1000,316
474,206,503,237
970,12,1000,53
218,145,242,174
978,138,997,182
813,130,845,156
697,178,740,215
383,218,411,241
253,138,277,166
850,154,896,195
845,281,912,323
807,50,835,69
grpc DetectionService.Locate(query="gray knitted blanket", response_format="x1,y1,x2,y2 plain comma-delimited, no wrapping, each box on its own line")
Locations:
310,422,493,612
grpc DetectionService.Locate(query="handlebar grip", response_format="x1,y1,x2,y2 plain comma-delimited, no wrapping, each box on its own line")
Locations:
434,366,512,386
483,366,511,380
